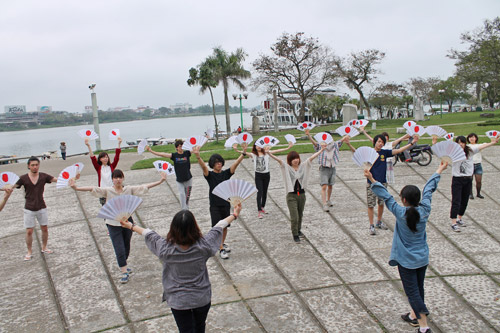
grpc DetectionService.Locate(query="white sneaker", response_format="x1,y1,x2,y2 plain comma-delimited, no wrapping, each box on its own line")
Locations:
327,200,333,207
451,224,461,232
222,243,231,253
323,204,329,212
370,225,376,235
220,249,229,259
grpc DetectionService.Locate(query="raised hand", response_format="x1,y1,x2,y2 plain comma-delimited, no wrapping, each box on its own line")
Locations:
233,203,242,217
437,161,448,174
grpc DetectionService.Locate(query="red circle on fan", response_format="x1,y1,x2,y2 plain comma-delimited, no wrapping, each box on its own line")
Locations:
62,172,70,179
493,131,498,136
162,164,168,170
264,137,270,144
2,174,8,182
303,123,308,128
242,134,247,141
86,130,91,136
111,130,116,136
414,126,420,132
75,164,79,167
322,133,327,140
190,137,197,144
345,127,351,133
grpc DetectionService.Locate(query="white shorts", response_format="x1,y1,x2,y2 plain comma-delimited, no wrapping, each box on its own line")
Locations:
23,208,48,228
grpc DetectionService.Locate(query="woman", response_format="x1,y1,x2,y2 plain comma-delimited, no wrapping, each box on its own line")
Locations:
119,203,242,333
365,161,448,333
268,147,325,242
233,141,293,218
466,133,484,199
70,169,166,284
60,142,67,160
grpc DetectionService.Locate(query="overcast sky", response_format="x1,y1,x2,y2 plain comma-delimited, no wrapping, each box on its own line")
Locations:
0,0,499,113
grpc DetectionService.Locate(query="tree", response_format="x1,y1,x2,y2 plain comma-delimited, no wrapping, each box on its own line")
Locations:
252,32,338,122
309,95,336,123
369,83,406,119
206,47,251,135
432,76,471,112
334,49,385,118
408,77,441,112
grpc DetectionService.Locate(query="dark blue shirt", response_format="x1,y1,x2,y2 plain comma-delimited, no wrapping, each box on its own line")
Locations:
368,149,393,184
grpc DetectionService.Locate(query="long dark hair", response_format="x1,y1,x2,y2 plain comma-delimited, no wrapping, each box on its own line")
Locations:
455,136,472,158
97,152,111,166
400,185,421,232
167,210,202,246
467,133,478,144
252,143,265,155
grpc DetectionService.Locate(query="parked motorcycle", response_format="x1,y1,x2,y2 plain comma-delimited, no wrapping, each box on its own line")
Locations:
393,143,433,166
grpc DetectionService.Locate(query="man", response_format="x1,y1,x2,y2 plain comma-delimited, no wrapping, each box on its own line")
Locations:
345,135,417,235
193,144,247,259
305,129,348,212
15,157,57,260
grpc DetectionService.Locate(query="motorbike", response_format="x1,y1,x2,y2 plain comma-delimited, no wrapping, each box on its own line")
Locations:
392,143,433,166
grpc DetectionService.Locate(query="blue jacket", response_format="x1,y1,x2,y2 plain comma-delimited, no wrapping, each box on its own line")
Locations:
371,173,441,269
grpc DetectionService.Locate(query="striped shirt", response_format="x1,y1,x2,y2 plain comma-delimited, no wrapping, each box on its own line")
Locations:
314,141,342,167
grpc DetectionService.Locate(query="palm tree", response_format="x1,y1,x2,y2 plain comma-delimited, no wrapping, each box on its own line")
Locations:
207,47,251,135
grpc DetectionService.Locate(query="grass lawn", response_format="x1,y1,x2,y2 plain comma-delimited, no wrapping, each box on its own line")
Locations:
131,109,500,170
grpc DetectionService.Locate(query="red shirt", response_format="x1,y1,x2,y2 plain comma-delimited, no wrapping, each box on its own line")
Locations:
90,148,121,186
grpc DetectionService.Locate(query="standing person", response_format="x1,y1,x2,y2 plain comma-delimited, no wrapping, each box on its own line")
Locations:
14,157,57,261
365,161,448,333
433,135,499,232
0,187,13,211
233,141,293,218
268,147,325,242
70,169,166,283
345,134,416,235
466,133,484,199
305,128,349,212
119,203,242,333
60,142,67,160
146,140,193,210
192,144,247,259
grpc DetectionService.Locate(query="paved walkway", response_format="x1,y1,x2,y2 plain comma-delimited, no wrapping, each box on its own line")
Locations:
1,148,500,332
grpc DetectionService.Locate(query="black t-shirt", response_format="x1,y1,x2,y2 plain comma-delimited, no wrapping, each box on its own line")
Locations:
170,151,192,182
204,168,233,207
16,172,54,211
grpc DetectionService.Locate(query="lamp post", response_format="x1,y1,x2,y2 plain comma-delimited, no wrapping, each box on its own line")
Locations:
232,93,248,130
89,83,101,150
438,89,445,119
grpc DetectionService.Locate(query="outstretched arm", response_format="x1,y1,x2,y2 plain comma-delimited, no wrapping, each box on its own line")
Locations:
69,179,95,192
307,145,326,162
230,143,248,174
392,134,410,148
392,135,418,155
0,188,13,211
359,126,373,143
478,136,499,151
146,145,172,158
343,136,356,153
85,138,94,158
144,172,167,189
267,152,284,165
269,141,294,154
117,137,122,149
305,129,318,147
192,146,209,177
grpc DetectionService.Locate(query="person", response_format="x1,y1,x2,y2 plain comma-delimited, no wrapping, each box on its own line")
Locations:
0,187,13,211
119,203,242,333
432,135,499,232
233,141,293,218
146,139,193,210
466,133,484,199
345,134,417,235
15,157,57,261
70,169,166,283
305,128,350,211
268,147,325,242
236,126,242,134
192,144,247,259
365,161,448,333
60,142,67,160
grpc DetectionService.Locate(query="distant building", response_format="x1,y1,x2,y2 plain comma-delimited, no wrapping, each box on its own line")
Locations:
169,103,192,113
4,105,26,114
37,106,53,113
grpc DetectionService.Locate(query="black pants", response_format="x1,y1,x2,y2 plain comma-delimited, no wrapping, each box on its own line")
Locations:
398,265,429,319
107,217,133,268
171,302,211,333
255,172,270,211
450,176,472,218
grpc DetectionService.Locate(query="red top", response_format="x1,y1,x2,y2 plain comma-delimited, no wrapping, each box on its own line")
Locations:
90,148,121,186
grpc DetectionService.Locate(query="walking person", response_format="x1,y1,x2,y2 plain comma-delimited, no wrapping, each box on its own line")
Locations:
14,157,57,260
466,133,484,199
60,142,67,160
268,147,325,242
146,140,193,210
192,144,247,259
365,158,449,333
70,169,166,283
119,203,242,333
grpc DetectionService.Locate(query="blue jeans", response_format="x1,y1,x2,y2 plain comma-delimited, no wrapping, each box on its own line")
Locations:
398,264,429,319
107,218,133,268
171,302,211,333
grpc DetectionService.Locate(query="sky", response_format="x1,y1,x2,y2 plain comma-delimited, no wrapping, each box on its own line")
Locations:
0,0,499,113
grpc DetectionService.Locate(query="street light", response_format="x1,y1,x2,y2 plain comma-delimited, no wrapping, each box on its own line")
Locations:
438,89,445,119
232,93,248,130
89,83,101,150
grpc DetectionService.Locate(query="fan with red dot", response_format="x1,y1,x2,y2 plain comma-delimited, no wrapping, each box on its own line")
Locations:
78,129,99,140
56,165,79,189
182,135,208,151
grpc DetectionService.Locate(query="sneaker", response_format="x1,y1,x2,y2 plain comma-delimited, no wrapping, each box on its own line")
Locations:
451,224,461,232
293,235,300,243
456,219,466,227
120,273,130,284
261,208,268,214
327,200,333,207
219,249,229,259
376,221,388,230
126,268,133,275
469,194,474,200
401,313,419,327
370,225,376,235
477,193,484,199
298,231,305,238
222,243,231,253
258,211,263,219
417,328,432,333
323,204,330,212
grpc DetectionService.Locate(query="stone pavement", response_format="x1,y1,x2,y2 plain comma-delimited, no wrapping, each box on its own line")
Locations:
1,148,500,332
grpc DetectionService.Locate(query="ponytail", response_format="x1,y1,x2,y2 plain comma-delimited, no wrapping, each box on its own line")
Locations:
400,185,421,233
405,207,420,233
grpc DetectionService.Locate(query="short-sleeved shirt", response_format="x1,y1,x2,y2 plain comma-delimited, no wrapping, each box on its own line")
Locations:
204,169,233,207
170,151,192,182
252,154,270,173
368,149,393,184
452,146,479,177
16,172,54,211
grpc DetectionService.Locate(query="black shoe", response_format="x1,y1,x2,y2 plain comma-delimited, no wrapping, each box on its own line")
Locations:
293,235,300,243
298,231,305,238
477,193,484,199
401,312,419,327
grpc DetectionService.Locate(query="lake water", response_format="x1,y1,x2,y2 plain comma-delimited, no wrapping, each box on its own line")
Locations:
0,113,252,158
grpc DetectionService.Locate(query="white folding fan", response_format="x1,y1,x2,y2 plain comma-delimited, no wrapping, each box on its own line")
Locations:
56,165,79,189
297,122,316,131
444,133,454,141
314,132,333,144
284,134,296,144
335,125,359,138
224,136,238,148
78,129,99,140
407,124,426,137
182,135,208,151
486,130,500,139
236,132,253,145
352,147,379,170
403,121,417,131
212,179,258,206
153,160,175,175
137,139,148,155
97,195,143,222
206,128,214,138
255,136,279,148
349,119,369,128
72,162,84,173
431,141,466,163
0,172,19,189
109,129,120,140
425,126,447,138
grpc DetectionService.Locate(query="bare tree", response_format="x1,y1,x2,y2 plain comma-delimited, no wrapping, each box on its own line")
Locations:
408,77,441,112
